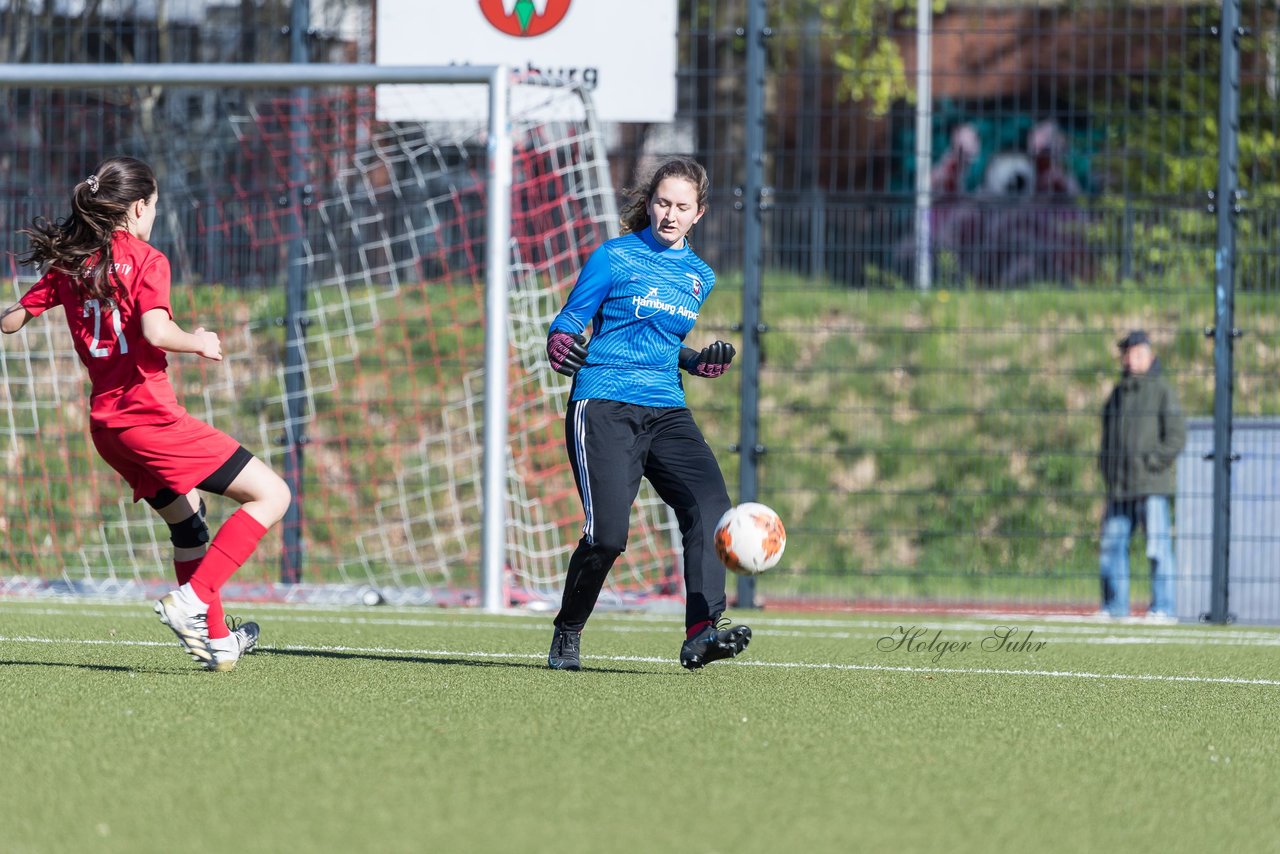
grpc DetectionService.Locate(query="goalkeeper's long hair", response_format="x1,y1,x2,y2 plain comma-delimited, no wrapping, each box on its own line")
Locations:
18,156,158,304
620,156,709,236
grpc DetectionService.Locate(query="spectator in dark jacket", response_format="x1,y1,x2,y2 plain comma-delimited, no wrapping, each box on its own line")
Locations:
1097,330,1187,621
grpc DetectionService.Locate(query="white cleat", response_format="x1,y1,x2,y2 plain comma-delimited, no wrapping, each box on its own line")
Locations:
208,618,261,672
155,588,216,669
229,617,260,655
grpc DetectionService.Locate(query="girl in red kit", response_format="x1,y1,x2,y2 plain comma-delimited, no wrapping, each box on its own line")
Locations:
1,156,291,671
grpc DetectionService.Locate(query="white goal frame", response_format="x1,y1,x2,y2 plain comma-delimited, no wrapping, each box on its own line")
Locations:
0,63,518,612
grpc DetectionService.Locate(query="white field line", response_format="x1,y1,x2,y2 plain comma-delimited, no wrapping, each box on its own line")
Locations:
3,598,1277,637
2,634,1280,688
4,604,1280,648
4,595,1278,633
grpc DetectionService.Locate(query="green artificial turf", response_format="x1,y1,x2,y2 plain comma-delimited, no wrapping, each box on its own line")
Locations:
2,601,1278,854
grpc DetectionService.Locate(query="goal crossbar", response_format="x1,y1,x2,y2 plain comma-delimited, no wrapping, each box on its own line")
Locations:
0,63,502,88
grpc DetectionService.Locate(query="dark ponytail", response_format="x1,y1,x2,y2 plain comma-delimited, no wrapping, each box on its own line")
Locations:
18,156,157,303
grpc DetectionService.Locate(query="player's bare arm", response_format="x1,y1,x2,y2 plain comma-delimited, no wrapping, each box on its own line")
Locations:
0,303,34,334
141,307,223,361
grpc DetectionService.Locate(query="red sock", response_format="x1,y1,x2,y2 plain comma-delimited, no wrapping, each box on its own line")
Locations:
174,558,200,587
206,597,228,639
686,620,712,640
176,558,228,640
189,510,268,607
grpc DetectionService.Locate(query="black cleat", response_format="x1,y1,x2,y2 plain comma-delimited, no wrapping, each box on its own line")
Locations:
548,627,582,671
680,619,751,670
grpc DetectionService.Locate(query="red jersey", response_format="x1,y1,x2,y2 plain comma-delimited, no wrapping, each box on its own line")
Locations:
20,231,187,430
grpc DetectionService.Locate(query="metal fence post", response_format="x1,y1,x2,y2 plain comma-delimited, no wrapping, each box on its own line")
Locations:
914,0,933,292
280,0,311,584
736,0,768,610
1207,0,1243,624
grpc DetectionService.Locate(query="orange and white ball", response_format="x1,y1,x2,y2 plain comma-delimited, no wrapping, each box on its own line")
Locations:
714,502,786,576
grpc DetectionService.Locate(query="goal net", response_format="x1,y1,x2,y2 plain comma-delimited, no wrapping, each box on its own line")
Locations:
0,73,682,607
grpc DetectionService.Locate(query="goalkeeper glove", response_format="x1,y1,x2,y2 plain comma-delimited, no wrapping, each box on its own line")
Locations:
547,331,589,377
679,340,736,378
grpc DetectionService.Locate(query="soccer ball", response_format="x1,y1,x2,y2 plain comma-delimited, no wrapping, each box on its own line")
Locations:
714,502,786,576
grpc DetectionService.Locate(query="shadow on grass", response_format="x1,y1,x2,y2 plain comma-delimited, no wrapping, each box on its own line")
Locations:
1,658,224,676
0,659,137,673
259,647,672,676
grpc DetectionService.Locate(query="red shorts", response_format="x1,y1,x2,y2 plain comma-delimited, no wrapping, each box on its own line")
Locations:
91,415,244,502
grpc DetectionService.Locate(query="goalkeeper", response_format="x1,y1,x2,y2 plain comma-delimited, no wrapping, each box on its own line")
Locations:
544,156,751,672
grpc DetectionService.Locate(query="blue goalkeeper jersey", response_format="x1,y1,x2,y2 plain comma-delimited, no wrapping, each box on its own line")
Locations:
550,227,715,407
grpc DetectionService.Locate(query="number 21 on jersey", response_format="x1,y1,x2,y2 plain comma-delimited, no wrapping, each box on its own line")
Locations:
83,298,129,358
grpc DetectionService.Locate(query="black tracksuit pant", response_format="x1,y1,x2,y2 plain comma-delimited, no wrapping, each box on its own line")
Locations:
554,399,731,632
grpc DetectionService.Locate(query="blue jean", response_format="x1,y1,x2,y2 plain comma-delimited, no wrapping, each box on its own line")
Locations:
1099,496,1176,617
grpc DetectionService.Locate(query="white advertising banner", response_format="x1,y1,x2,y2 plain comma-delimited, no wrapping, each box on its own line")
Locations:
376,0,677,123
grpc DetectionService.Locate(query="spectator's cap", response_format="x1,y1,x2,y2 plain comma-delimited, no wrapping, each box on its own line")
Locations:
1117,329,1151,350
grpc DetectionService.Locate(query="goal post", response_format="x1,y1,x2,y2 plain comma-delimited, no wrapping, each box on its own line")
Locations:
481,66,512,613
0,63,681,612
